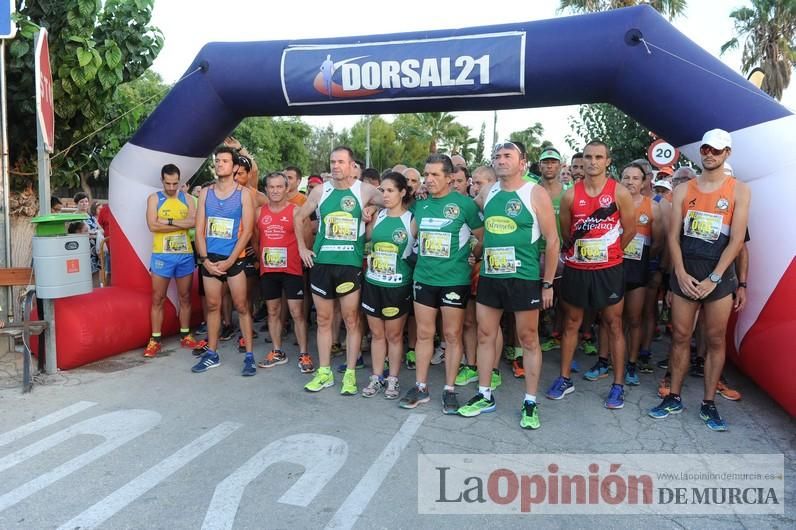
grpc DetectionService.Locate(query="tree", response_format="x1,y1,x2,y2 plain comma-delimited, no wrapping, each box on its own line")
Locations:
566,103,651,170
305,124,336,175
509,122,549,162
721,0,796,101
230,117,312,174
392,114,435,169
474,122,487,166
558,0,687,19
441,123,478,165
7,0,163,194
404,112,458,153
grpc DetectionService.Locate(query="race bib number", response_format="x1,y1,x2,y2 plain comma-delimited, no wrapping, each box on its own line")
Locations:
163,233,190,253
207,216,234,239
419,231,452,258
262,247,287,269
574,238,608,263
324,214,358,241
367,249,401,283
623,235,646,261
484,246,517,274
684,210,722,242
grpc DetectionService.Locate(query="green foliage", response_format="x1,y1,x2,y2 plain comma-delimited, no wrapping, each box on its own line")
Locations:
7,0,163,190
474,122,487,166
509,122,551,162
558,0,687,20
229,117,312,176
566,103,651,171
721,0,796,101
347,117,402,172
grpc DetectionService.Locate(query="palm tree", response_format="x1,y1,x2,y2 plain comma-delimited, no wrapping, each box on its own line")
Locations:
558,0,687,20
406,112,458,153
721,0,796,101
441,124,478,164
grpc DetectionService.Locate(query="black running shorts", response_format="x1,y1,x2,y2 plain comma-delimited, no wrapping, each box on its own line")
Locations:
476,276,541,312
412,282,470,310
310,263,362,300
361,281,413,320
261,272,304,300
670,259,737,303
560,264,624,310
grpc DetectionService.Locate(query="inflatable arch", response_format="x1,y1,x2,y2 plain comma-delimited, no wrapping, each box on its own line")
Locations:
53,6,795,414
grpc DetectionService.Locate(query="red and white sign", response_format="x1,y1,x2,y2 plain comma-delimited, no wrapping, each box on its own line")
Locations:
647,139,679,168
35,28,55,153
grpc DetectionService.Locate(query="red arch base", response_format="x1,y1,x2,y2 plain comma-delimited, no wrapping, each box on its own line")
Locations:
727,258,796,417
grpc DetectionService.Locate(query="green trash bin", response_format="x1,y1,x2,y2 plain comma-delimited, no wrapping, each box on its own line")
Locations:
31,213,93,299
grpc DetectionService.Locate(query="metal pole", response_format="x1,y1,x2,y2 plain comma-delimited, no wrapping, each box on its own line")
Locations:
365,116,371,168
0,40,12,322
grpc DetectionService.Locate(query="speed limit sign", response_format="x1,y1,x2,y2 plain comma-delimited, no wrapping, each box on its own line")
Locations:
647,139,680,168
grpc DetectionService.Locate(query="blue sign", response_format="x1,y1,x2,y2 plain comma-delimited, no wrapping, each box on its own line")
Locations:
0,0,15,39
281,32,525,106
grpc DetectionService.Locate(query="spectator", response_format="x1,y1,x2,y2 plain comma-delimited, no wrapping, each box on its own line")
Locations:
97,203,113,286
74,193,103,287
51,196,63,213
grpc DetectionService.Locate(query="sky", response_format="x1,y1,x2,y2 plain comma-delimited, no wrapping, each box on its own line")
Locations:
149,0,795,162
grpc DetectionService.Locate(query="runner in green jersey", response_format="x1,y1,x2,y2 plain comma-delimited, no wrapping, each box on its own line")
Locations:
538,148,568,357
457,141,560,430
294,146,383,396
400,154,484,415
360,172,417,400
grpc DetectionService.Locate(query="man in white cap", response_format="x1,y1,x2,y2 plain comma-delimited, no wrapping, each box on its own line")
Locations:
649,129,751,432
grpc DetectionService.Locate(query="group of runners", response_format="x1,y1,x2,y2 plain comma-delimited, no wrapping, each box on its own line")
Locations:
142,127,750,432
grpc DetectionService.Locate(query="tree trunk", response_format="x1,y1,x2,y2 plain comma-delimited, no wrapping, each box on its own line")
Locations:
79,170,93,198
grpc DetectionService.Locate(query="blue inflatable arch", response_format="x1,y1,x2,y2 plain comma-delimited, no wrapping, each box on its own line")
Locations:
69,5,796,412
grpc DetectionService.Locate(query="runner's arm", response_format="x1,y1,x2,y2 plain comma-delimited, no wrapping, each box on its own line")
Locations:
146,194,175,233
294,185,321,253
734,242,749,311
615,184,637,249
558,187,574,250
169,193,196,230
650,201,664,258
194,189,209,258
711,181,751,278
532,186,560,284
363,182,385,208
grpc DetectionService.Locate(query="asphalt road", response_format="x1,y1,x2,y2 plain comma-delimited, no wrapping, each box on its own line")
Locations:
0,330,792,529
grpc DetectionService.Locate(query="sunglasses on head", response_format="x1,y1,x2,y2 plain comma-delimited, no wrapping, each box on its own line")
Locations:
492,142,523,156
699,145,727,156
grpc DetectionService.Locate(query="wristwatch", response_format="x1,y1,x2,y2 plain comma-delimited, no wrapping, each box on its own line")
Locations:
167,218,174,226
709,273,722,284
542,281,554,290
738,282,747,288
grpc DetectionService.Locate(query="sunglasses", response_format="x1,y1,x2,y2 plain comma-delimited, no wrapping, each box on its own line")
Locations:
699,145,727,156
492,142,523,157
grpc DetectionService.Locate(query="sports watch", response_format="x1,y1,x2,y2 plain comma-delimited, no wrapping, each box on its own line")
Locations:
542,281,554,290
709,273,722,284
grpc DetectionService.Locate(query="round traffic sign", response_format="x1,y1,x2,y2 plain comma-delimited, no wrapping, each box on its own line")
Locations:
647,139,679,168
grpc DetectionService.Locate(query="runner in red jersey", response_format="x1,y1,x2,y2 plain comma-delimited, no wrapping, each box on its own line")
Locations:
254,171,314,374
545,140,636,409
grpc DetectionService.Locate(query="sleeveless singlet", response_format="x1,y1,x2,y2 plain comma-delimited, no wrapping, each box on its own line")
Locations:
565,178,623,270
258,202,302,276
152,191,192,254
313,180,365,267
680,177,736,261
205,185,243,256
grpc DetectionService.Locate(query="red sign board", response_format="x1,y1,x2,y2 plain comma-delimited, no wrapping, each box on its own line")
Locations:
66,259,79,274
35,29,55,153
647,138,679,169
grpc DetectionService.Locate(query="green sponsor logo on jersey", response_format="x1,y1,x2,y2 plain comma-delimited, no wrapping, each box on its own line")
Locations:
443,203,460,219
340,196,356,212
505,198,522,217
392,228,408,244
485,216,518,235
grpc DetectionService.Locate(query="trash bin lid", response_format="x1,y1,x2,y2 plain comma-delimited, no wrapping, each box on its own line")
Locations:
31,213,88,236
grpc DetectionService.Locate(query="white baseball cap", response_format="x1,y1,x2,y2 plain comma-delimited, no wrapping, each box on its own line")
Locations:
653,179,673,191
701,129,732,150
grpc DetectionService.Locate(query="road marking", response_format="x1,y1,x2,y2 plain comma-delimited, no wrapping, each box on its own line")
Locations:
58,421,241,530
325,414,425,530
202,433,348,530
0,401,97,447
0,409,161,513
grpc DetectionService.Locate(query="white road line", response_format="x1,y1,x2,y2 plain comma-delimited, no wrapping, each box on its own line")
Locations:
202,433,348,530
0,401,97,448
325,414,425,530
0,409,161,513
58,421,241,530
